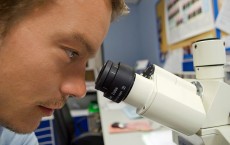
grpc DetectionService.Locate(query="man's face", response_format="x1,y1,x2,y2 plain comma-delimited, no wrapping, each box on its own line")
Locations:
0,0,111,133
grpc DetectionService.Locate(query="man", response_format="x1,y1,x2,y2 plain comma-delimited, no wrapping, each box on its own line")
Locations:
0,0,128,144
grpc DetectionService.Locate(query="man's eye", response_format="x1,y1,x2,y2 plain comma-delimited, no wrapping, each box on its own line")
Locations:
65,49,79,59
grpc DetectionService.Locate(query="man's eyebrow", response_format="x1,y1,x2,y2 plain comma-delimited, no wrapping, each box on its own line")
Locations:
72,33,96,56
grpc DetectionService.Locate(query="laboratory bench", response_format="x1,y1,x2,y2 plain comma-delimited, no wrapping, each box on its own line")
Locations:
97,91,175,145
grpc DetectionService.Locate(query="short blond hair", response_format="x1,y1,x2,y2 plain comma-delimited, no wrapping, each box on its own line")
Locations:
111,0,129,21
0,0,128,37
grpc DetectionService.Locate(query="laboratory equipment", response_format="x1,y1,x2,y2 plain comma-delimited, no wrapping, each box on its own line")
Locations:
95,39,230,145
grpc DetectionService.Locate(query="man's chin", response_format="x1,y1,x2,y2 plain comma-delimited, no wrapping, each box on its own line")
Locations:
2,119,41,134
6,124,39,134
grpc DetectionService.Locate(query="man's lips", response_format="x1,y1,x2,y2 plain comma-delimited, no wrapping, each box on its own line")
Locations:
38,100,65,116
38,106,55,116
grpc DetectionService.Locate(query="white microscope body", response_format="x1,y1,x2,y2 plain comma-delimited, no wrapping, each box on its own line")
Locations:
95,39,230,145
172,39,230,145
123,39,230,145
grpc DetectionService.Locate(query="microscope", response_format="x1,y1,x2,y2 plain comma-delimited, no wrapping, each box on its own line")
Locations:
95,39,230,145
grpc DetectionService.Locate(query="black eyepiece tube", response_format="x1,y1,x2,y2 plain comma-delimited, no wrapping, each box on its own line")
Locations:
95,60,136,103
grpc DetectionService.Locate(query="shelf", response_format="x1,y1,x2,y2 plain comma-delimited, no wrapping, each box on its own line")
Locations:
70,110,89,117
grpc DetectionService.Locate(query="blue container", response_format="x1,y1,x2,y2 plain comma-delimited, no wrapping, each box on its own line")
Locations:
183,54,194,72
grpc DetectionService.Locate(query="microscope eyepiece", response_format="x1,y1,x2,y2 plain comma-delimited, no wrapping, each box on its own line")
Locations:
95,60,135,103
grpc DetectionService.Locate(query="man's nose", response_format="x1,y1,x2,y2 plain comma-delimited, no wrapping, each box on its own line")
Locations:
60,76,87,98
